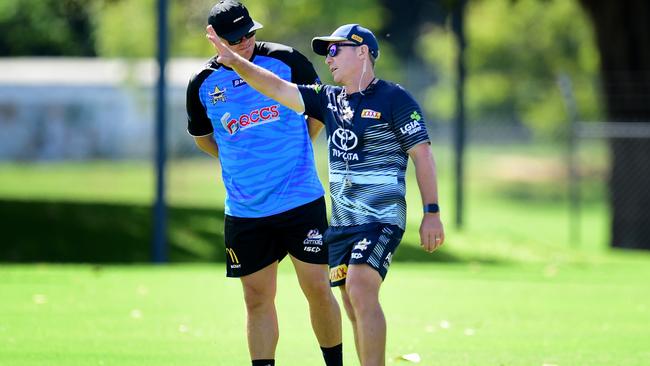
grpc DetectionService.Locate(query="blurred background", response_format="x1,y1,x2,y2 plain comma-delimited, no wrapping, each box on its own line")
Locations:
1,0,649,264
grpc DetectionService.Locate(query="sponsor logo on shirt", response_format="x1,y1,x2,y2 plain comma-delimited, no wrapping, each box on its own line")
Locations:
351,252,363,259
361,109,381,119
400,120,422,135
329,264,348,282
232,78,247,88
209,85,227,104
331,128,359,161
221,104,281,135
331,128,358,150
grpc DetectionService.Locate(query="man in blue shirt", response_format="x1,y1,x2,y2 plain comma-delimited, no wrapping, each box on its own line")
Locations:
206,22,445,366
186,2,342,365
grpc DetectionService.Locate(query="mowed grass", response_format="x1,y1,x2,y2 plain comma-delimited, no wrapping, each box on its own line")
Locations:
1,142,650,365
1,261,649,366
0,141,614,263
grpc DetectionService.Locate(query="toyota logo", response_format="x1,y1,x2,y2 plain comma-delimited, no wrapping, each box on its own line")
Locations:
332,128,358,151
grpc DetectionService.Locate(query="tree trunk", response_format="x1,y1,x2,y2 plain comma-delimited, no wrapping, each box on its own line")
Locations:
579,0,650,249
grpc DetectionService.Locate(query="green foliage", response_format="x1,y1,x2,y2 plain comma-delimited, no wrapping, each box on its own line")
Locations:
95,0,157,58
95,0,384,56
417,0,603,135
2,0,605,138
93,0,396,82
0,0,102,56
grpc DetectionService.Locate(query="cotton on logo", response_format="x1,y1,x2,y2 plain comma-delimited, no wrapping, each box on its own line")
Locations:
221,105,280,135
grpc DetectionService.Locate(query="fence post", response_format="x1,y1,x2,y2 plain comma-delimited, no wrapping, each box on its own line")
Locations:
153,0,168,263
452,0,467,229
558,73,580,247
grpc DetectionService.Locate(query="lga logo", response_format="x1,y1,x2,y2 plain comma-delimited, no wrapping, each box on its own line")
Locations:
400,121,422,135
303,229,323,246
232,78,247,88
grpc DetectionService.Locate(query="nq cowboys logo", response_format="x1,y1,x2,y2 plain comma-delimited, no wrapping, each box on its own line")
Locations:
209,85,226,104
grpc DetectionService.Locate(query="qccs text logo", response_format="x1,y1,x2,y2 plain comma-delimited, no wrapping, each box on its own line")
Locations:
221,105,280,135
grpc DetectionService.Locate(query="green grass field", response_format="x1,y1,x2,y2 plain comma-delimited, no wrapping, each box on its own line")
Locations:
0,142,614,263
2,261,649,366
2,142,649,365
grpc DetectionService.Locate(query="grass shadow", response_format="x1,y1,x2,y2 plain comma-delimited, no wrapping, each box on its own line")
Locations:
1,199,485,264
0,199,225,263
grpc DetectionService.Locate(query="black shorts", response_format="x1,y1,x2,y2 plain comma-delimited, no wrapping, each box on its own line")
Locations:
224,197,328,277
325,223,404,287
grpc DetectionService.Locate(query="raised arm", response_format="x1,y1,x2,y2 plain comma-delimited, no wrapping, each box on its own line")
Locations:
206,26,305,113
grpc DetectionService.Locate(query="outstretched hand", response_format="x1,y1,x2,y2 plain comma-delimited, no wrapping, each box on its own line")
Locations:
206,25,238,67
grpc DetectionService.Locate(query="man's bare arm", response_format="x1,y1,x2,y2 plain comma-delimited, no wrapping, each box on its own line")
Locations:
408,143,445,252
194,134,219,159
307,117,325,141
206,26,305,114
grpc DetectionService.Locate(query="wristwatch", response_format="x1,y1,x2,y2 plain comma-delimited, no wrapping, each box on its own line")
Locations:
423,203,440,214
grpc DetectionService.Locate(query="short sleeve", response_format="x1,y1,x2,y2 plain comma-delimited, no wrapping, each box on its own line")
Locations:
287,50,321,85
186,71,214,136
390,86,430,152
298,84,327,123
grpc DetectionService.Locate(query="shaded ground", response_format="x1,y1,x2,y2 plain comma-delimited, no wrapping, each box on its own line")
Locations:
0,199,460,263
0,199,225,262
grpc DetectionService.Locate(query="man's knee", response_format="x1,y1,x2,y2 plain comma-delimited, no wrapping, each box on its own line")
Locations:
345,271,381,313
297,266,333,301
242,281,276,312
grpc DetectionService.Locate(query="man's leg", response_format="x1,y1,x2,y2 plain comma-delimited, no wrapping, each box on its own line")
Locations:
290,256,343,364
345,264,385,366
240,261,279,362
339,285,361,363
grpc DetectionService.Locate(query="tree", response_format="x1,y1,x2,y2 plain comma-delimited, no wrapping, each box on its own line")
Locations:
0,0,104,56
578,0,650,249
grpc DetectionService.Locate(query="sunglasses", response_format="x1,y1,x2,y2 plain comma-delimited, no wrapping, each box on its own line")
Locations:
327,43,360,57
227,30,256,46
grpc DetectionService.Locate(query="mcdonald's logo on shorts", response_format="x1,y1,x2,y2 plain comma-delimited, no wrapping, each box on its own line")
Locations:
226,248,241,269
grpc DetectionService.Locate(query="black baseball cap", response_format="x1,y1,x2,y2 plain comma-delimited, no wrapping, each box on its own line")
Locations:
208,0,263,43
312,24,380,59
